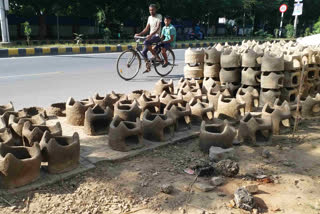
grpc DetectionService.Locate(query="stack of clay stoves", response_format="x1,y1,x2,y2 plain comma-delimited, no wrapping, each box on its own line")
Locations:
184,48,205,86
282,54,301,103
301,48,320,99
236,49,261,113
202,47,221,93
219,50,241,97
259,52,284,107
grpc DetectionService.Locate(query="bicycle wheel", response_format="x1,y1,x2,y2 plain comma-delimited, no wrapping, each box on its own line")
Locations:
116,50,141,81
153,49,175,77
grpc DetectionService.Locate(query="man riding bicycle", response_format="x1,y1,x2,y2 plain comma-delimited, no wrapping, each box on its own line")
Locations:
135,4,162,73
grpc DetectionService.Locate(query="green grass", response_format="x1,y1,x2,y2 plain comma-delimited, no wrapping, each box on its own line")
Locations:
0,37,287,49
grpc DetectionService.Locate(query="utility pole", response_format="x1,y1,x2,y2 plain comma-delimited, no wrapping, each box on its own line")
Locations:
0,0,10,43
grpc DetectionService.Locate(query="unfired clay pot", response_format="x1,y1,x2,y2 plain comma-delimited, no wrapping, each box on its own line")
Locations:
241,67,261,86
40,131,80,174
164,99,191,131
261,52,284,72
142,110,175,142
301,94,320,118
0,102,14,115
84,105,113,136
22,121,62,147
220,50,241,68
216,95,245,120
260,72,284,89
189,98,214,125
0,128,15,146
199,121,236,152
185,48,205,64
259,89,281,107
261,100,291,135
0,142,41,189
108,116,144,152
236,88,259,113
219,68,241,84
204,47,220,64
154,79,174,96
237,113,272,144
114,99,141,122
66,97,94,126
46,103,66,117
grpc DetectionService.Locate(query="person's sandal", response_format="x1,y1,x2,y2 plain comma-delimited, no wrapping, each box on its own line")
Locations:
162,62,169,68
143,69,150,74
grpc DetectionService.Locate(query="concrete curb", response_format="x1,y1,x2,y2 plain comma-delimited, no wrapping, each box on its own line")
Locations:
0,42,235,58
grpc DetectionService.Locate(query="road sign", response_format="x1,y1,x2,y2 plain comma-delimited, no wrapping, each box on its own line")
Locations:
293,3,303,16
279,4,288,13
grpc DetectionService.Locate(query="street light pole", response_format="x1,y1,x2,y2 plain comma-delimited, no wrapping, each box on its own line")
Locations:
0,0,9,43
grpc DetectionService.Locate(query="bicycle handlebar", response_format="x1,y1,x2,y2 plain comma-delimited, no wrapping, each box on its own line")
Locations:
134,36,146,40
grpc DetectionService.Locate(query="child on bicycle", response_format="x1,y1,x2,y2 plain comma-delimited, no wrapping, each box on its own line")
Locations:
159,16,176,68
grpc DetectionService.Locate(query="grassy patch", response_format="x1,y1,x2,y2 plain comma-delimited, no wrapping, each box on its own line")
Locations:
0,37,283,49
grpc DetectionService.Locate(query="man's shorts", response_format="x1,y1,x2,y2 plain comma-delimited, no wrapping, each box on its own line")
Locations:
144,35,161,46
160,43,171,50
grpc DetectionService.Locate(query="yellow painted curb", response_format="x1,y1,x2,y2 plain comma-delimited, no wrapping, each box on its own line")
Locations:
58,47,66,54
86,47,93,53
42,48,50,55
110,46,117,52
26,48,35,55
72,47,80,53
98,47,105,52
121,46,128,51
8,49,19,56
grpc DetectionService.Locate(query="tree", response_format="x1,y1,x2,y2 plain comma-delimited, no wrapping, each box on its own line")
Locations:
313,17,320,34
22,21,32,45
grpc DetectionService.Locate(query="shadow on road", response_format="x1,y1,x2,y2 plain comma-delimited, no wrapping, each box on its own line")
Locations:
53,55,119,60
130,74,184,82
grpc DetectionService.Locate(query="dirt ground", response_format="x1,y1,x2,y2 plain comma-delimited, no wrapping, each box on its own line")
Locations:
0,119,320,214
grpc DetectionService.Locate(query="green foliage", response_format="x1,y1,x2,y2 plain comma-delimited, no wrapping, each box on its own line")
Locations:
254,29,269,37
74,33,84,45
22,21,31,45
103,27,111,43
96,10,106,26
304,27,312,36
274,29,279,38
285,24,294,38
8,0,320,39
313,17,320,34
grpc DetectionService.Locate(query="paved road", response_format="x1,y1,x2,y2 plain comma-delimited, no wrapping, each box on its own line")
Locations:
0,49,185,110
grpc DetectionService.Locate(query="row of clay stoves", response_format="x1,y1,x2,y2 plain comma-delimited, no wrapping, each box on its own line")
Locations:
0,104,80,189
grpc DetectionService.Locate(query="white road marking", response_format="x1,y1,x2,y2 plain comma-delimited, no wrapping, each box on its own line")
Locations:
0,71,63,79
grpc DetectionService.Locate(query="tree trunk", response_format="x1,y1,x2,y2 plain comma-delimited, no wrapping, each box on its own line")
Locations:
39,14,47,39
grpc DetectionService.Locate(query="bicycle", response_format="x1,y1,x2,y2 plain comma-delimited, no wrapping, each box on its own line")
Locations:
116,36,176,81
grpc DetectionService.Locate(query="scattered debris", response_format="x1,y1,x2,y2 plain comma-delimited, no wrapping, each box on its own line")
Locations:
210,176,225,186
234,187,256,211
184,168,195,175
209,146,235,162
244,184,259,194
213,159,239,177
160,184,174,194
261,148,271,158
192,164,215,177
194,182,215,192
